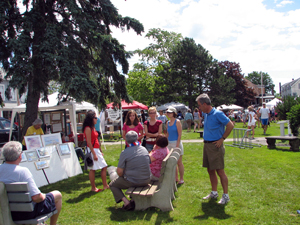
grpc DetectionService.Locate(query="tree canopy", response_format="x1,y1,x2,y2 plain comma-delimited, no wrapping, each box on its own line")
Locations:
245,71,275,94
1,0,144,133
218,61,256,108
128,29,255,109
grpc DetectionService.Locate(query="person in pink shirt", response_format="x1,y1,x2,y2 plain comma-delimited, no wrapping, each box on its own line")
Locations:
122,110,144,146
149,135,170,181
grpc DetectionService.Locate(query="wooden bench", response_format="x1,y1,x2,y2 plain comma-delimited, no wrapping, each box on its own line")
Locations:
0,182,57,225
125,147,181,212
265,136,299,152
197,131,203,138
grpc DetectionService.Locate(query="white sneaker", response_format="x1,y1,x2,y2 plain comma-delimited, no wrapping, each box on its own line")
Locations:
203,191,218,200
218,194,230,204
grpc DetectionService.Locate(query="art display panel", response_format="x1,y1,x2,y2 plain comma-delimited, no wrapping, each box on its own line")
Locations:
24,135,43,150
41,133,62,147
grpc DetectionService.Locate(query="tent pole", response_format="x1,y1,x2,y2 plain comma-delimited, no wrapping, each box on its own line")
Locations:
99,110,106,151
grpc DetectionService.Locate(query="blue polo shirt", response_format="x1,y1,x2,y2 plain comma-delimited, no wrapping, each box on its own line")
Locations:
203,108,230,141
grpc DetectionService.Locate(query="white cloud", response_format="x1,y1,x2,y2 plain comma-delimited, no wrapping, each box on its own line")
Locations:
110,0,300,93
276,0,294,7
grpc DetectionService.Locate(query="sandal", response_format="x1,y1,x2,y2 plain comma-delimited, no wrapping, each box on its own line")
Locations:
92,189,103,193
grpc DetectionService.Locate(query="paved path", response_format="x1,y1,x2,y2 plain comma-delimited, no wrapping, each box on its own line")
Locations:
102,137,268,146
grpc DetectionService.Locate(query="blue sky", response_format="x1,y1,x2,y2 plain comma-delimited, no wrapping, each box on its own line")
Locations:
110,0,300,94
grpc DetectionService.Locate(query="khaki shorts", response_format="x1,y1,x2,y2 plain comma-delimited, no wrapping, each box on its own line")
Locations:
202,143,225,170
162,123,167,131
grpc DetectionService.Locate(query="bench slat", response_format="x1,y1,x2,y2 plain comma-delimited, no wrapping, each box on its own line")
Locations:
146,181,158,196
266,136,298,140
9,202,34,212
14,210,58,224
132,186,144,195
8,192,31,202
125,187,136,195
139,184,152,196
5,182,29,192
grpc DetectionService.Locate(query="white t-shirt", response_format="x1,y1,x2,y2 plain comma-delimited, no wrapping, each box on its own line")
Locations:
0,163,41,197
259,107,270,119
248,111,256,124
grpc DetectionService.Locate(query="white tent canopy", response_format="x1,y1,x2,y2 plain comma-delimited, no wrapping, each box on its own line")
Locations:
217,104,243,110
266,98,282,108
9,92,98,146
157,102,189,112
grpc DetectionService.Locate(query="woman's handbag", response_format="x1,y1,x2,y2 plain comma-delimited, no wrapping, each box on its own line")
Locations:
84,140,96,170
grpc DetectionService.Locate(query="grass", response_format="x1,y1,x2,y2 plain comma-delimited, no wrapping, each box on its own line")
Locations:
40,128,300,224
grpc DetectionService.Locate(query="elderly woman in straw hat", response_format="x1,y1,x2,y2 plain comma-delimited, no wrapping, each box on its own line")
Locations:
22,118,44,150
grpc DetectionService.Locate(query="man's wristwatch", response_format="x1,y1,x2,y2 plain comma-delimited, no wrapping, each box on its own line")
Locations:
222,136,226,140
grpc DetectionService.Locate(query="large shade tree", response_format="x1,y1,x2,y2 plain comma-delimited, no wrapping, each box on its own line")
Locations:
245,71,275,94
218,61,256,108
1,0,143,135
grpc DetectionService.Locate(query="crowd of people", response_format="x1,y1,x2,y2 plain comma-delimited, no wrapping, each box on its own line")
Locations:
2,93,278,222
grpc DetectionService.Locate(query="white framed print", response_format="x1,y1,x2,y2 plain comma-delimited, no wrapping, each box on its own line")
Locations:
21,153,27,162
34,160,50,170
25,151,39,162
24,135,43,150
41,133,62,147
36,147,51,158
58,144,71,155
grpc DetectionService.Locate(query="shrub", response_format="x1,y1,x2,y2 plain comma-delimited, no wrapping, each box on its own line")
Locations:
275,96,300,120
287,104,300,136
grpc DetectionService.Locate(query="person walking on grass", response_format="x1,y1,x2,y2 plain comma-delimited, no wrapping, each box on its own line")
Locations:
83,110,109,192
246,106,256,139
259,102,270,135
193,108,201,132
196,94,234,204
184,109,193,132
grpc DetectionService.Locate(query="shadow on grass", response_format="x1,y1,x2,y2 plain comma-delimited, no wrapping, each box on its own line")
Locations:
66,191,100,203
107,207,174,225
194,199,232,221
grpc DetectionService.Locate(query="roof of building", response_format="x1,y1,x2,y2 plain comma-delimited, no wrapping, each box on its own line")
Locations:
282,77,300,87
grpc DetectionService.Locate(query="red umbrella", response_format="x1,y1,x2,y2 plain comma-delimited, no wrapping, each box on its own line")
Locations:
106,100,148,110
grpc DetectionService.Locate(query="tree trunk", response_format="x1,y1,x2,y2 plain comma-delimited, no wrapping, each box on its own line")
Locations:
22,79,40,137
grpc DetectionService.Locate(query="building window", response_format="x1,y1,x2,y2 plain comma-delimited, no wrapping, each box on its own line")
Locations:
293,93,297,97
0,84,5,101
9,88,17,101
298,83,300,89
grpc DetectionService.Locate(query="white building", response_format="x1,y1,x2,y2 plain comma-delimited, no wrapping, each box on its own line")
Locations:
281,78,300,98
0,68,26,118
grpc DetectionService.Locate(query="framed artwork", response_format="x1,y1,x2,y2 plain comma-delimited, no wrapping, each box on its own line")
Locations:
41,133,62,147
21,153,27,162
58,144,71,155
44,113,51,124
36,147,51,158
25,151,39,162
34,160,50,170
24,135,43,150
52,113,61,120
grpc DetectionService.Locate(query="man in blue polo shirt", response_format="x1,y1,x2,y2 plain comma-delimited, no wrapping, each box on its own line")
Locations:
196,94,234,204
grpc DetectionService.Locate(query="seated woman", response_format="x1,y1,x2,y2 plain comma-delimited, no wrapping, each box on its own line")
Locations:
22,118,44,150
149,135,170,181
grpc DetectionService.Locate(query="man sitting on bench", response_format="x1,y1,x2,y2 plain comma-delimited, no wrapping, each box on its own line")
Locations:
0,141,62,225
109,131,151,211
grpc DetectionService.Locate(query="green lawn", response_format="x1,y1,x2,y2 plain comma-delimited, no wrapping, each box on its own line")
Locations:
40,136,300,224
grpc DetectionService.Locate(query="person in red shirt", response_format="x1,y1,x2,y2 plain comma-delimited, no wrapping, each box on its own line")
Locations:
144,107,162,152
83,110,109,192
